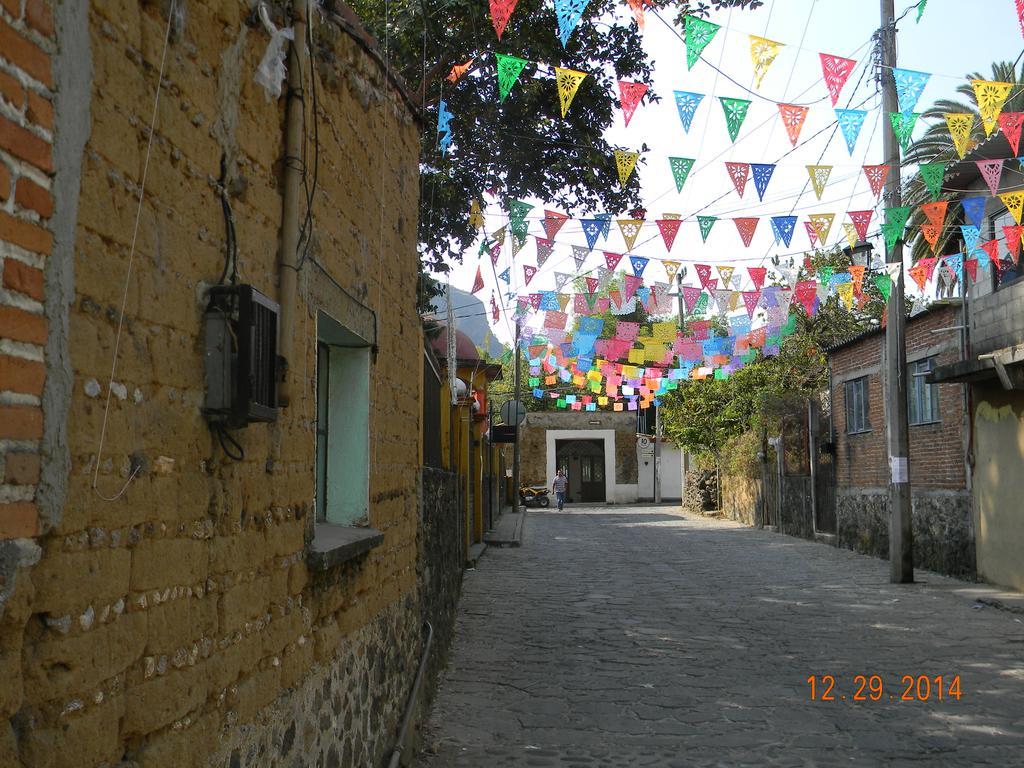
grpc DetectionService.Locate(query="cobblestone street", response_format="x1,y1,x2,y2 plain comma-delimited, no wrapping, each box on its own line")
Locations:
416,506,1024,767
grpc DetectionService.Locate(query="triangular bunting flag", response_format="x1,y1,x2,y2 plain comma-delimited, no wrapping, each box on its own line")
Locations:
881,206,912,252
977,159,1004,196
604,251,623,270
668,157,696,192
554,0,591,47
919,162,946,201
657,219,682,251
682,286,703,313
819,53,857,106
498,267,510,284
778,103,809,146
662,260,681,281
694,263,714,290
717,265,735,287
585,276,599,294
749,35,783,89
862,164,890,198
719,97,752,142
447,58,475,84
629,255,649,276
542,210,569,240
684,15,721,69
472,266,484,293
742,290,761,318
806,165,832,200
809,213,835,243
495,53,528,102
535,237,555,266
555,67,588,117
835,109,867,155
523,264,537,285
725,161,750,197
842,222,859,249
673,91,704,133
962,196,986,228
747,266,767,290
848,210,873,242
804,221,819,247
1000,191,1024,225
961,224,981,256
489,241,502,265
889,112,920,152
893,68,930,115
697,216,717,242
733,217,759,247
751,163,776,202
614,150,640,186
581,219,603,250
489,0,519,39
507,199,533,222
1004,224,1023,263
770,215,797,247
469,200,485,230
572,245,589,271
945,113,975,158
618,80,649,126
973,80,1014,136
617,219,643,251
908,262,929,291
920,200,948,228
920,223,941,252
874,273,892,302
998,112,1024,154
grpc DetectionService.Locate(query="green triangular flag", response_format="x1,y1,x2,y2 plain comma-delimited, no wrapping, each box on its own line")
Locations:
873,273,892,301
510,217,529,250
694,292,709,314
916,0,927,22
885,205,912,231
919,162,946,201
818,266,834,286
684,16,721,70
889,112,920,152
496,53,528,102
720,97,752,142
668,157,695,192
697,215,717,242
507,199,534,222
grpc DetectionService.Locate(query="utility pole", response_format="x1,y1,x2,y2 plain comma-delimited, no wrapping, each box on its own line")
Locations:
511,320,522,511
880,0,914,583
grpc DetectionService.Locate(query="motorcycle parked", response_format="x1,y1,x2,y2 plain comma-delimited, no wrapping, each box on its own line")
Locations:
519,485,551,508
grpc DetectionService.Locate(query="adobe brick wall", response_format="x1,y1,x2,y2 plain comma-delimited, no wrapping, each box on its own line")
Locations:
0,2,427,766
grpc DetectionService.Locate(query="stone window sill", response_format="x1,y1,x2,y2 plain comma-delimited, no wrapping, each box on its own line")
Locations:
307,523,384,572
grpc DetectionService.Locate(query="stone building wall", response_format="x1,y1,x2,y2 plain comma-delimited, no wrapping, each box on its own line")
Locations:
0,2,429,766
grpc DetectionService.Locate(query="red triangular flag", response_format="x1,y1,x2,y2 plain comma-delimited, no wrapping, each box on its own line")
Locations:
585,276,599,294
848,210,874,242
618,80,649,127
794,280,817,315
981,239,1000,264
624,274,643,300
656,219,682,251
803,220,819,247
471,266,484,293
919,256,938,281
977,159,1004,197
523,265,537,285
742,290,761,318
725,161,750,198
862,164,890,198
604,251,623,270
527,293,542,309
542,210,569,240
490,242,502,265
920,201,948,228
819,53,857,106
733,217,759,247
489,0,519,39
778,103,809,146
535,236,555,266
1003,224,1023,263
998,112,1024,154
964,258,978,282
695,263,714,290
747,266,767,290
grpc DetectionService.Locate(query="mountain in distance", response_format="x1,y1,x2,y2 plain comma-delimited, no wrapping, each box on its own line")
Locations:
430,286,506,359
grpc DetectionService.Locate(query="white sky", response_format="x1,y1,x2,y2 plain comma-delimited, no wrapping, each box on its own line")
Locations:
433,0,1024,345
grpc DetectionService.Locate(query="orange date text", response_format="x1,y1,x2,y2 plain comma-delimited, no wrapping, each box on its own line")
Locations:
805,674,962,702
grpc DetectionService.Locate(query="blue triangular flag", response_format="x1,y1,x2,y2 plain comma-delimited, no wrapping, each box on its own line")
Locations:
961,197,986,228
751,163,776,203
581,218,603,250
629,255,649,276
960,225,980,256
892,68,930,116
636,286,651,305
770,215,797,247
944,252,963,280
554,0,591,47
498,268,510,284
595,213,612,240
673,91,704,133
835,109,867,155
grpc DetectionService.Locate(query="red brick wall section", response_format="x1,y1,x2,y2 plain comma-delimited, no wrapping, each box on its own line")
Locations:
0,0,54,539
829,304,967,491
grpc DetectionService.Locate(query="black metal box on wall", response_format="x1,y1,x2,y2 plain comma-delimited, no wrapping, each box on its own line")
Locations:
203,284,280,428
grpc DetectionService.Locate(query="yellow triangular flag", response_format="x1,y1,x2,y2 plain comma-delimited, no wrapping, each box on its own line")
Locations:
842,222,859,249
727,290,742,312
555,67,588,118
616,218,643,250
557,293,571,311
806,165,832,201
809,213,835,242
614,150,640,186
945,113,974,158
662,260,681,280
972,80,1013,136
1000,191,1024,225
717,265,735,286
749,35,783,89
838,281,855,310
469,200,485,230
662,212,682,220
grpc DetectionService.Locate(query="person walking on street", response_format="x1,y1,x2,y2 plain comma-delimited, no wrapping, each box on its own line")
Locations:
552,469,568,511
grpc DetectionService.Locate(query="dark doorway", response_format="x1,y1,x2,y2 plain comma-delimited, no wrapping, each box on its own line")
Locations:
555,439,606,503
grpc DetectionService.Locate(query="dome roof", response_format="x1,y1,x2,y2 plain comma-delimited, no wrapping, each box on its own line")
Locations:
429,325,482,364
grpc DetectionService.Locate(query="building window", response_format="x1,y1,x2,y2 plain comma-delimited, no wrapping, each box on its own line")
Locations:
845,377,870,434
316,313,371,526
908,356,940,425
990,208,1024,290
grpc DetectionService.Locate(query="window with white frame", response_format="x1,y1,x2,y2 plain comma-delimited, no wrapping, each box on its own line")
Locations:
908,356,940,425
845,376,870,434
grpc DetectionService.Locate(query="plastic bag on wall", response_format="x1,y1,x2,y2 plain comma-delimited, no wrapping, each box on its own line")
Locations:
254,22,295,100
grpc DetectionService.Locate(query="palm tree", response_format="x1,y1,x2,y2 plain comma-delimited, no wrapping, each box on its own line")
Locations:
901,61,1024,263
